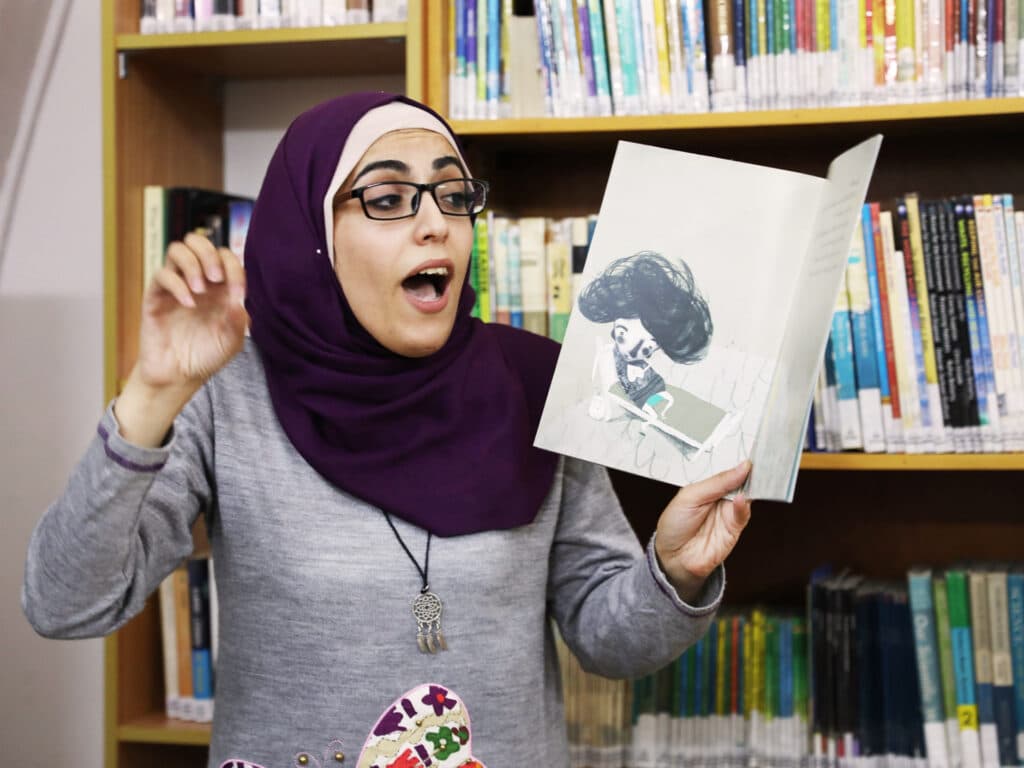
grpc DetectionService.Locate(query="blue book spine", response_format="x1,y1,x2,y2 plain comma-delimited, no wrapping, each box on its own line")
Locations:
907,569,948,767
779,618,794,719
534,1,556,115
486,0,501,114
1007,572,1024,755
465,0,477,116
708,619,719,714
734,0,747,69
186,558,214,699
679,646,691,717
681,0,697,98
454,0,466,115
615,0,641,103
862,205,891,404
587,0,612,111
576,0,598,105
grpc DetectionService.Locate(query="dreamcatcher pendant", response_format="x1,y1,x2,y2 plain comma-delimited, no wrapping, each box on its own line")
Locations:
412,588,447,653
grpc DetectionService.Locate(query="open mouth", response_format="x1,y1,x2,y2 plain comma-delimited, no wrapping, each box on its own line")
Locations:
402,266,452,302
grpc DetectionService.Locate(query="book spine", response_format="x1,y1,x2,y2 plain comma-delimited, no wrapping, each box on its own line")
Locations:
602,0,625,112
947,569,984,768
187,557,214,723
870,203,905,452
897,199,938,452
933,572,965,768
986,571,1019,767
172,566,194,718
846,217,886,451
506,221,523,328
158,575,181,718
518,217,549,337
831,274,864,449
941,198,981,453
965,198,1003,450
882,210,926,452
968,568,1001,768
490,215,510,325
907,193,951,451
587,0,614,115
920,199,959,451
475,214,491,322
1006,571,1024,761
955,198,988,452
908,569,952,768
545,218,572,342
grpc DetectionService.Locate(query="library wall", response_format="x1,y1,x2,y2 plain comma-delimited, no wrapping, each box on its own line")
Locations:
0,0,104,767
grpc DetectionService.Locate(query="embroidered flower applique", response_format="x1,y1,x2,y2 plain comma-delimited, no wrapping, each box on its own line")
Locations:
219,683,485,768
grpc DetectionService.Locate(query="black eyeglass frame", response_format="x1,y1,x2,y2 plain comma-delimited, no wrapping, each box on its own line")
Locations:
338,177,490,221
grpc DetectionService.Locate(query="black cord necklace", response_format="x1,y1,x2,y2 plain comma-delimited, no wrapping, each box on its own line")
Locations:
382,511,447,654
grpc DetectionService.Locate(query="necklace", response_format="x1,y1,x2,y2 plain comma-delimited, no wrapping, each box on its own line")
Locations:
382,511,447,654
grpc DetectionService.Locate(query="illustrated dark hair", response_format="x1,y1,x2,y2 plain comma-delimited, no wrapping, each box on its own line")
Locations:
577,251,713,364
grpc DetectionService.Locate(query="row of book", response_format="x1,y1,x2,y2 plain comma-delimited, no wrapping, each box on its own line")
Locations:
159,555,218,722
809,194,1024,454
472,192,1024,454
448,0,1024,121
138,0,405,34
555,564,1024,768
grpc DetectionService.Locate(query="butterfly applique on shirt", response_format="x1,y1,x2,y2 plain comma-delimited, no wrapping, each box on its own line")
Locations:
220,683,485,768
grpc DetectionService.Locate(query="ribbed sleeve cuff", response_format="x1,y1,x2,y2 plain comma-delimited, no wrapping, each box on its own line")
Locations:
96,400,174,473
645,533,725,617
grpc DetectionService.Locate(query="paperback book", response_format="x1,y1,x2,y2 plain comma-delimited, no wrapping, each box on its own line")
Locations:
535,135,882,500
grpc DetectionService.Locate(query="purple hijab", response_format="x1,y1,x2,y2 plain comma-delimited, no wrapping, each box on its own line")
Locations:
244,91,559,537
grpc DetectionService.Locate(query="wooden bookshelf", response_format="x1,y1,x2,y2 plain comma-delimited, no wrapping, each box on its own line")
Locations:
450,97,1024,136
100,0,1024,765
115,24,409,79
100,2,427,766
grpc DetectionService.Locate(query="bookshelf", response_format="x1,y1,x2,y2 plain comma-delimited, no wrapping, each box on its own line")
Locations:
100,2,426,767
100,1,1024,766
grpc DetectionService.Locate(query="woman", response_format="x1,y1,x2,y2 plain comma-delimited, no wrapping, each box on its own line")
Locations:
22,92,751,767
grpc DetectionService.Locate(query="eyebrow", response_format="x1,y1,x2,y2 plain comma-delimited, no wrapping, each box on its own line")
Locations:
352,155,466,184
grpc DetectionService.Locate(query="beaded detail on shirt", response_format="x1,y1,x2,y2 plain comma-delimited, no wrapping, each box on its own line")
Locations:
219,684,485,768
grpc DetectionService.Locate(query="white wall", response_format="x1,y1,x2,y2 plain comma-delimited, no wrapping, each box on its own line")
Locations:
0,0,104,766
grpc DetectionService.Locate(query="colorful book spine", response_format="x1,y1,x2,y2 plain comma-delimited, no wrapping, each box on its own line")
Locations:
833,264,865,449
933,572,965,768
1006,570,1024,761
847,216,886,451
947,569,984,768
908,568,951,768
587,0,614,115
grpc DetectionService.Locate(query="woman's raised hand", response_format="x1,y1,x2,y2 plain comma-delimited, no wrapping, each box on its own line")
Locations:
138,233,248,386
114,233,247,447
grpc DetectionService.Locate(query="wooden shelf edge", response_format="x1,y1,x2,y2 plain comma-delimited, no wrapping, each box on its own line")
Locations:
799,451,1024,470
117,713,211,746
452,97,1024,135
116,22,406,50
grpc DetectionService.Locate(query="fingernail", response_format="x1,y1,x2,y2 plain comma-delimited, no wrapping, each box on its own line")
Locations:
209,267,224,282
190,277,205,293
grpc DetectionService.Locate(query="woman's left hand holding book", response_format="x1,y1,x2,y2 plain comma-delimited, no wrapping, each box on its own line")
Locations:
653,460,753,604
115,233,248,448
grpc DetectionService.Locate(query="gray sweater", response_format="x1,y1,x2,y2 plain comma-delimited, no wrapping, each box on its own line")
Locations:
22,340,724,768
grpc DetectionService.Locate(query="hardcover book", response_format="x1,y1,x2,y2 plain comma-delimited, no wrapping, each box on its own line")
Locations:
535,135,882,500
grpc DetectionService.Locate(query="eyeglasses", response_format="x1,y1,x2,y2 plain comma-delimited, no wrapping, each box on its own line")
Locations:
338,177,489,220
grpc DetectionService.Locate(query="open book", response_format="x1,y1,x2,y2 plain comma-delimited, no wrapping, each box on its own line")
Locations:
534,136,882,501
